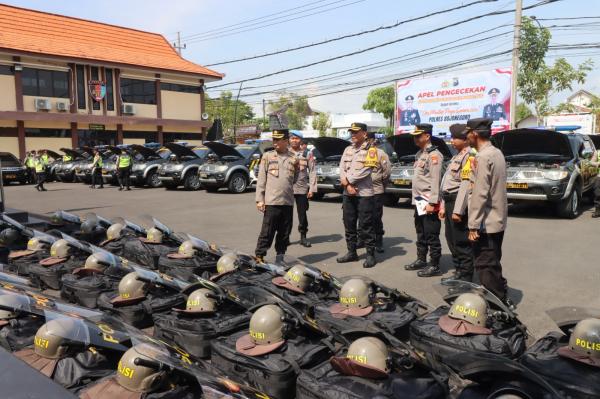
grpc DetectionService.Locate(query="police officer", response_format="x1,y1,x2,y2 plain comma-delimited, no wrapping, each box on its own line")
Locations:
336,122,377,268
40,150,49,168
34,152,47,192
466,118,513,309
62,151,72,163
590,146,600,218
116,149,131,191
405,123,443,277
289,130,317,247
255,129,298,264
367,132,391,253
482,88,506,121
25,151,36,184
400,95,421,126
90,149,104,189
439,124,474,282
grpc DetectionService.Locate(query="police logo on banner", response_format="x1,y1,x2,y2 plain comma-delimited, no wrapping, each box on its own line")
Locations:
88,80,106,102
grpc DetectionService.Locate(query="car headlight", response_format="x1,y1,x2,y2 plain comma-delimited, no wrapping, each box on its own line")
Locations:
64,164,73,169
133,164,146,171
542,170,569,180
216,165,228,172
332,167,340,175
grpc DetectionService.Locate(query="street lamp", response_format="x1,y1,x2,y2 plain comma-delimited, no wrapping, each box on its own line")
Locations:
530,16,544,29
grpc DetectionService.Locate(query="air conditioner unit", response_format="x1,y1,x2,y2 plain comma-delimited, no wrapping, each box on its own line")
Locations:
35,98,51,111
121,104,136,115
56,101,68,112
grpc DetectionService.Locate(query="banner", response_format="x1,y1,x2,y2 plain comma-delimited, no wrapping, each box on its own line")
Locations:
395,68,512,135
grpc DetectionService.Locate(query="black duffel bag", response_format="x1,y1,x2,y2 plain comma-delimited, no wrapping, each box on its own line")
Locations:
296,357,447,399
211,330,332,399
520,331,600,399
6,251,46,276
28,257,83,290
410,306,527,371
98,235,138,258
121,239,176,269
0,316,45,352
152,302,251,359
97,289,186,329
157,255,218,282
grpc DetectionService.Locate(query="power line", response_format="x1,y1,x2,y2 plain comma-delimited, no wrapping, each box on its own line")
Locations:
204,0,495,66
208,0,561,89
184,0,368,43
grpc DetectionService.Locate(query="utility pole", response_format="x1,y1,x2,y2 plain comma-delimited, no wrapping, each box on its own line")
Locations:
232,82,244,143
510,0,523,129
0,157,5,213
173,32,186,55
262,99,266,130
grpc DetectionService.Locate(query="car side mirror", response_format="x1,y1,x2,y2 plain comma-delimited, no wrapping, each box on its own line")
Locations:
581,150,593,160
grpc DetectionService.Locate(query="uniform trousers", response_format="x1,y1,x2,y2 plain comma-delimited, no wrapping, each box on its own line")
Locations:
373,193,385,236
342,195,375,251
443,195,473,276
473,231,508,300
414,210,441,262
594,177,600,208
91,167,103,188
35,172,46,190
118,167,130,189
293,194,310,234
255,205,293,257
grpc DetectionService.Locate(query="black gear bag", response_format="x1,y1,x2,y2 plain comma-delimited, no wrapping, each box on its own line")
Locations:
210,330,332,399
0,316,45,352
60,267,126,309
520,332,600,399
28,258,82,290
121,239,176,269
409,306,527,372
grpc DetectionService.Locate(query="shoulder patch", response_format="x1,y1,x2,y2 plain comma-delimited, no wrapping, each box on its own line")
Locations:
430,154,439,165
364,147,379,168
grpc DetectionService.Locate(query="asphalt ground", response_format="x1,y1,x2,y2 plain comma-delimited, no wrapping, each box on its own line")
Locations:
4,181,599,339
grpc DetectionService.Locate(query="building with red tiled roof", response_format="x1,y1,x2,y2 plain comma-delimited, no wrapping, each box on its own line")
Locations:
0,3,223,158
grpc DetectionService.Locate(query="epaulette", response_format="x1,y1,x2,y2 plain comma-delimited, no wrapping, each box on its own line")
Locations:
426,146,439,153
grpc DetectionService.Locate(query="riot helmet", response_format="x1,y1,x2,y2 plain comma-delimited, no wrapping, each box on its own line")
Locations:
80,219,97,235
558,318,600,367
214,252,238,277
49,239,70,258
106,223,125,242
329,278,373,317
34,318,79,359
111,272,148,305
236,304,285,356
331,336,390,379
272,265,312,294
27,237,46,252
141,227,163,244
438,293,492,336
167,240,196,259
73,252,111,276
116,344,168,393
0,228,19,246
176,288,216,314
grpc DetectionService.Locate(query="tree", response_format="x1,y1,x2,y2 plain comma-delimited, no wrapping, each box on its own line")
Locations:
362,85,395,126
205,91,254,140
312,112,331,137
268,94,312,130
518,16,593,125
516,103,533,122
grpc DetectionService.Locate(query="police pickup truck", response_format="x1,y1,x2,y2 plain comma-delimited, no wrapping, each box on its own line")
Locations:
494,128,597,219
384,135,453,205
158,143,212,190
312,137,349,200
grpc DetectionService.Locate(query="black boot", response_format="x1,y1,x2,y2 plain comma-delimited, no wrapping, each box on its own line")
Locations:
592,207,600,218
441,268,473,283
418,260,443,277
300,233,312,248
337,250,358,263
404,258,427,270
275,254,285,265
363,249,377,268
375,235,384,253
356,239,365,249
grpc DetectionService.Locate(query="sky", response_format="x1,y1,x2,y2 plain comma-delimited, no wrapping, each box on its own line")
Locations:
6,0,600,117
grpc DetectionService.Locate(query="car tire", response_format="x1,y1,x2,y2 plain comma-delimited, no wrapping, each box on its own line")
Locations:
183,172,201,191
146,171,162,188
556,186,581,219
228,172,248,193
383,194,400,206
312,192,325,200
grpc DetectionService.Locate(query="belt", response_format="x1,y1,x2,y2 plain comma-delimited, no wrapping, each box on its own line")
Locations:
442,192,457,201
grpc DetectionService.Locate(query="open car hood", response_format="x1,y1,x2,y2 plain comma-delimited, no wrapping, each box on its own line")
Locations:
130,144,159,159
41,150,62,159
164,143,198,158
587,134,600,150
204,141,243,158
390,135,452,160
59,148,85,159
313,137,349,159
493,129,572,158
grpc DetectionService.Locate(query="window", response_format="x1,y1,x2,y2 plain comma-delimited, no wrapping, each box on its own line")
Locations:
90,67,100,110
160,82,200,94
120,78,156,104
123,131,158,143
76,65,86,109
0,65,13,75
22,68,69,98
25,128,70,138
105,69,114,111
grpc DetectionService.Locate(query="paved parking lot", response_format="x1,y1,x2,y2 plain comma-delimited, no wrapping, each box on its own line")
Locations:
4,181,599,338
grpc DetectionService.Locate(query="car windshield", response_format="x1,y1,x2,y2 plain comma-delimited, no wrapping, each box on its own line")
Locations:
234,145,257,159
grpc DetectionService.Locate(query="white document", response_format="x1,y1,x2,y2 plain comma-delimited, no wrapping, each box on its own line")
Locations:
414,196,429,216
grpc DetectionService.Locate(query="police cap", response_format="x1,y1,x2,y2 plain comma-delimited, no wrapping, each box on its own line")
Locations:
488,88,500,95
449,123,468,140
348,122,367,132
272,129,289,140
405,95,415,101
410,123,433,136
466,118,493,137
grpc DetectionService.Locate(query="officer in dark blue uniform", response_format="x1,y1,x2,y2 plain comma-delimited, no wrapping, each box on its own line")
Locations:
482,88,506,121
400,95,421,126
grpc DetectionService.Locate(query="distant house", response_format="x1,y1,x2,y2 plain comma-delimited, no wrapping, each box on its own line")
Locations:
566,90,596,111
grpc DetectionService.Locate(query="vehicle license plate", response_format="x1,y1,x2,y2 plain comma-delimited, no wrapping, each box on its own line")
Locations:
393,179,410,186
506,182,528,189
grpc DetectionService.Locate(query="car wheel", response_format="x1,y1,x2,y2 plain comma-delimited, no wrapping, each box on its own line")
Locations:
228,172,247,193
312,192,325,200
183,173,201,191
556,187,581,219
147,171,162,188
383,194,400,206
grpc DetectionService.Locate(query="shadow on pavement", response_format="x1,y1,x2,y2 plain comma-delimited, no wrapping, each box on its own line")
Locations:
508,201,593,220
376,236,412,262
298,252,338,264
54,206,113,213
308,233,343,244
507,287,524,306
